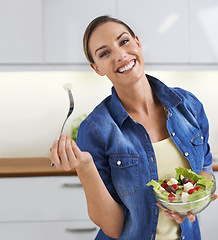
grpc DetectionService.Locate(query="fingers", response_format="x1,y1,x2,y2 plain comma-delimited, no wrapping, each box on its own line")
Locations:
50,134,75,171
164,210,174,220
156,203,195,223
49,134,93,171
171,212,186,224
49,139,61,168
156,202,164,210
187,212,196,222
212,194,218,201
71,139,83,159
60,135,75,171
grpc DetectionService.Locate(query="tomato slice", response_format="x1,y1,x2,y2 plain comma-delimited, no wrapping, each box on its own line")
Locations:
189,180,195,185
172,184,179,191
168,193,176,202
195,186,202,191
161,183,168,189
188,188,197,194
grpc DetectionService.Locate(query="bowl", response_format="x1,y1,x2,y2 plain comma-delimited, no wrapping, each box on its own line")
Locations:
155,170,216,216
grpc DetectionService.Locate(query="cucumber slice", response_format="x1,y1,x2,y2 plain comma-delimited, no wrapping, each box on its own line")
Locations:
176,189,184,194
195,184,206,190
178,174,185,185
179,174,185,181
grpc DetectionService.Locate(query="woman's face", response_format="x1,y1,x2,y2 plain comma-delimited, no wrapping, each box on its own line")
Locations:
89,22,145,88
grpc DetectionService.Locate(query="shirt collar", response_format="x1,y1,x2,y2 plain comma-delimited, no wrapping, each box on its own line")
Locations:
147,74,182,110
111,74,182,128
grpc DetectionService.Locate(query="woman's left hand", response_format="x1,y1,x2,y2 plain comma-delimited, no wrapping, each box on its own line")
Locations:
157,193,218,224
156,203,195,223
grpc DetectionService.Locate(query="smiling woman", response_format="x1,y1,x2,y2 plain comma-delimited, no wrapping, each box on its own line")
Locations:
83,16,136,64
50,15,217,240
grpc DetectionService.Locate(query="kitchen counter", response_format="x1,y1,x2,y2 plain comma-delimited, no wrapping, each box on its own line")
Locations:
212,164,218,172
0,158,77,177
0,158,217,178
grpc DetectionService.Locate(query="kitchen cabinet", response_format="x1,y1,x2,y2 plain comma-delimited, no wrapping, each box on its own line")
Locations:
44,0,116,64
198,171,218,240
117,0,189,64
190,0,218,64
0,0,43,64
0,0,218,70
0,221,97,240
0,176,98,239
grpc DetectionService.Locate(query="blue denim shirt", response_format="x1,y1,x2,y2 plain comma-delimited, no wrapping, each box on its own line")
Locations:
77,75,213,240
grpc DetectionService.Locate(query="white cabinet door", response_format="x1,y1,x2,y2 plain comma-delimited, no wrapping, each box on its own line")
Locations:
0,0,43,63
0,176,89,221
198,172,218,240
190,0,218,63
44,0,116,63
0,220,98,240
117,0,189,64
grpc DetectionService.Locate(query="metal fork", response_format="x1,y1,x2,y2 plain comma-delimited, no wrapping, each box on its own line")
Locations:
59,89,74,138
51,88,74,167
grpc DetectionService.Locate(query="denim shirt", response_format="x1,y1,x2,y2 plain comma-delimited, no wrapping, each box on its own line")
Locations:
77,75,213,240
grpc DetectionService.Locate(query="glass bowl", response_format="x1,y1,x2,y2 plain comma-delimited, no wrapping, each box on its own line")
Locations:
155,170,216,216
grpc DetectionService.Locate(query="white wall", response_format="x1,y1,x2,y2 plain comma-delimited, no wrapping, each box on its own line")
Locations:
0,71,112,158
0,71,217,158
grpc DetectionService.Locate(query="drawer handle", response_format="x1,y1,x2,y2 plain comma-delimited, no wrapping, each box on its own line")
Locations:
61,183,82,188
65,226,97,232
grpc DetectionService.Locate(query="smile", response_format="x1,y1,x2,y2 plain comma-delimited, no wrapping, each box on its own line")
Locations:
117,60,136,73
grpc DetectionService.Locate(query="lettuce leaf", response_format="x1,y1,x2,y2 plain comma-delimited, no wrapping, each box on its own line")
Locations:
175,167,205,182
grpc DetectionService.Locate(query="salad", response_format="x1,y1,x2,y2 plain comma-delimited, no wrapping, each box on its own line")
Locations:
147,167,215,214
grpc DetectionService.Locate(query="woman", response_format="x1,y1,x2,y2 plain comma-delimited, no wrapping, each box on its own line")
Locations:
50,15,217,239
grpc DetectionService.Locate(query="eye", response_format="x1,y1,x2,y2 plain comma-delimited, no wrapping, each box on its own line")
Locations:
120,39,129,46
99,50,110,58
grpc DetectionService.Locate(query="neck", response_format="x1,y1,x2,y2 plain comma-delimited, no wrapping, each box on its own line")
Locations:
115,75,157,115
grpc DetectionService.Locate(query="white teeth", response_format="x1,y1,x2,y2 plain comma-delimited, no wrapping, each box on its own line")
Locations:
118,60,135,73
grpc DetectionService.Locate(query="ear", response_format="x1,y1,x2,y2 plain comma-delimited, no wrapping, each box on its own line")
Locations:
134,35,142,48
90,63,105,76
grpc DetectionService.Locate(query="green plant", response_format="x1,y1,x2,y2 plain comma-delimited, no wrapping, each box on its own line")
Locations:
71,114,87,142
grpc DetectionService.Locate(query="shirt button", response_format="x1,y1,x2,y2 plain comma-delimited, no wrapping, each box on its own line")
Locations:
184,152,189,157
169,113,172,117
171,132,175,136
181,236,185,239
117,160,122,166
201,136,204,140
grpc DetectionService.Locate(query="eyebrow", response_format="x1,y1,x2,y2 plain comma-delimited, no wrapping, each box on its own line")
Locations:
94,32,129,55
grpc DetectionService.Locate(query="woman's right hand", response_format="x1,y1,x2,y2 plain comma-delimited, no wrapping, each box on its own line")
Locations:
49,134,93,171
50,135,125,238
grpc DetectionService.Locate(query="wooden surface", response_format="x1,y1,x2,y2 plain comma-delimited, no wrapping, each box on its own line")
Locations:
212,164,218,172
0,158,217,178
0,158,77,177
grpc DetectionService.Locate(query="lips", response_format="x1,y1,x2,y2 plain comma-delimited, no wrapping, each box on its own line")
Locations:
117,59,136,73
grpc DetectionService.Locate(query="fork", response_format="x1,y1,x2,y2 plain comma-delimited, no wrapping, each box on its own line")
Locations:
59,88,74,137
51,84,74,167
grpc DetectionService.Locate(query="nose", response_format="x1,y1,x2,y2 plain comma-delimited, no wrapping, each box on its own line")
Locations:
113,47,126,62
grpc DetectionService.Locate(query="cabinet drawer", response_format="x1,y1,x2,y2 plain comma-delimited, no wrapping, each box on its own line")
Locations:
0,176,89,221
0,220,98,240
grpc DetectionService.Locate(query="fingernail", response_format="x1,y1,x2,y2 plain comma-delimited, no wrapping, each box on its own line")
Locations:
164,211,170,216
50,147,52,151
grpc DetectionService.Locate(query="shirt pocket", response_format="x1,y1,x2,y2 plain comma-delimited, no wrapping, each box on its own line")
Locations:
109,155,139,197
190,131,204,165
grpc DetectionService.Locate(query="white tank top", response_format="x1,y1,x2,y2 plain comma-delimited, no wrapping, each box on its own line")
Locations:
152,137,191,240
